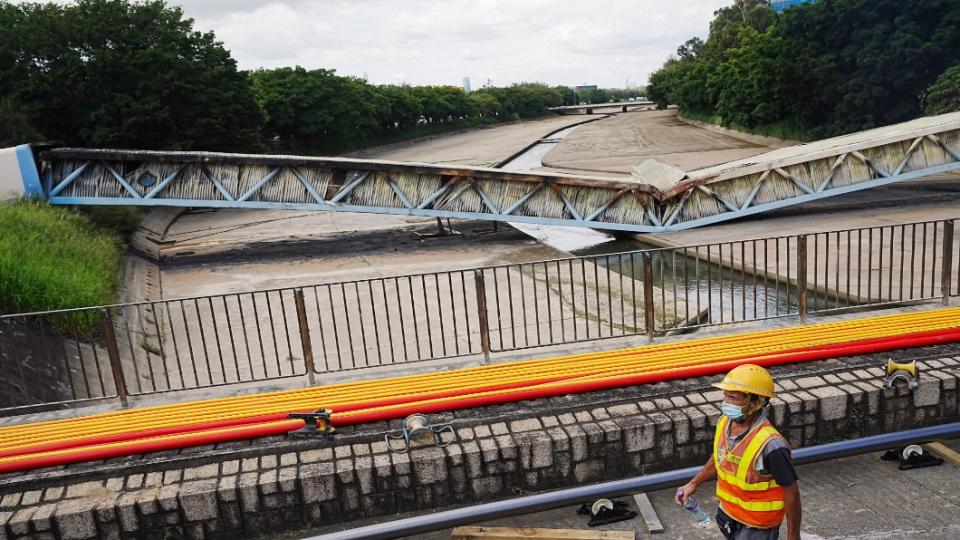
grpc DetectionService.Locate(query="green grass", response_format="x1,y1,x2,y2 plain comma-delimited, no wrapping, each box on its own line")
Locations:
77,205,142,244
0,199,124,315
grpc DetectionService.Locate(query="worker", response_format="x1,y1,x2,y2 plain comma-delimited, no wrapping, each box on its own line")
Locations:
675,364,802,540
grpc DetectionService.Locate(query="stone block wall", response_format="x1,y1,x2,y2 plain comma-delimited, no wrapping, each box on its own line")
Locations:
1,358,958,539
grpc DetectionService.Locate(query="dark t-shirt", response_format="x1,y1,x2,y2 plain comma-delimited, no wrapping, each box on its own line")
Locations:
725,414,798,487
763,446,798,487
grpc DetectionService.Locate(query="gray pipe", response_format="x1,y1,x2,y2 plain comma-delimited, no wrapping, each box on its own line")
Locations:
310,421,960,540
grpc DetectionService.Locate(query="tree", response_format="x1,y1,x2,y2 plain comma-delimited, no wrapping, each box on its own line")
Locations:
478,84,560,119
251,67,380,153
375,85,423,131
646,0,960,137
777,0,960,134
467,92,501,117
710,26,786,127
0,98,41,145
677,38,704,60
0,0,264,151
923,65,960,115
554,85,576,106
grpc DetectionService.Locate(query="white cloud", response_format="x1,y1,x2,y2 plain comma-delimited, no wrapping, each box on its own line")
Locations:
44,0,735,87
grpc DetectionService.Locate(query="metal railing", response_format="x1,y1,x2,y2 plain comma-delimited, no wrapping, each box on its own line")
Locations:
297,271,483,373
1,217,957,414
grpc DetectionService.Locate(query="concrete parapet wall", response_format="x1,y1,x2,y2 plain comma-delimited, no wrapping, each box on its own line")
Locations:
2,357,959,539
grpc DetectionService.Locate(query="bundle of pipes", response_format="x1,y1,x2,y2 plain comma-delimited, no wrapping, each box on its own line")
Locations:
2,308,959,473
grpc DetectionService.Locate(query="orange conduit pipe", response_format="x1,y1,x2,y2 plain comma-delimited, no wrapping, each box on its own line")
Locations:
5,307,956,454
2,325,959,473
9,324,960,447
3,325,955,474
2,310,958,463
0,419,304,474
0,376,575,460
0,326,929,460
3,314,956,453
332,326,960,425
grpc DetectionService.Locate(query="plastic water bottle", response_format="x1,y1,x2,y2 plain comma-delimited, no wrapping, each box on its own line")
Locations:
683,495,712,527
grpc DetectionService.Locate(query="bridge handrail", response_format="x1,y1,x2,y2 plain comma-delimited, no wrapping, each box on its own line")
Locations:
0,216,956,413
2,215,952,320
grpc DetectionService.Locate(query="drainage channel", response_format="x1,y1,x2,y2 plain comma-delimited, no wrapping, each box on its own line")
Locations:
496,118,846,330
498,122,616,252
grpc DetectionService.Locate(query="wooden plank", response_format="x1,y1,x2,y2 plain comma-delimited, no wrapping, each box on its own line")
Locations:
926,442,960,467
451,526,634,540
632,493,664,534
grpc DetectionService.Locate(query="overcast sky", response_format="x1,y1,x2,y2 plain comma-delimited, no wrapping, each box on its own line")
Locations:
167,0,730,89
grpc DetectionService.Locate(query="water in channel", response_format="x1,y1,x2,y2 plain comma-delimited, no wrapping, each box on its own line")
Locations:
498,118,833,329
499,124,615,252
574,239,807,328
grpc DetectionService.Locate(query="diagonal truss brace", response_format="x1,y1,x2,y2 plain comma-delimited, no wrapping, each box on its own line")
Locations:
36,116,960,234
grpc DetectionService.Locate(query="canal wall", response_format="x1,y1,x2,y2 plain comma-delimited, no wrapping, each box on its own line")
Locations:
1,350,958,539
122,208,183,303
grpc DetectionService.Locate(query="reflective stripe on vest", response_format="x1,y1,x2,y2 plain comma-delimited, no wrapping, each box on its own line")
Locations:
714,415,786,528
716,489,786,512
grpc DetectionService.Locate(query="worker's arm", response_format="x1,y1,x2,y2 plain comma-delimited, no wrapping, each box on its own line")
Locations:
762,443,801,540
675,455,716,504
782,481,802,540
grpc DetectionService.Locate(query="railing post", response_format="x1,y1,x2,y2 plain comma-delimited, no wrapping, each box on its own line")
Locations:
294,289,316,385
797,235,808,324
942,220,954,306
474,270,491,363
99,308,128,407
643,252,655,340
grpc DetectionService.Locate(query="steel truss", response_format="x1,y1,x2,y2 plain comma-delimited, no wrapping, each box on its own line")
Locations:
32,112,960,233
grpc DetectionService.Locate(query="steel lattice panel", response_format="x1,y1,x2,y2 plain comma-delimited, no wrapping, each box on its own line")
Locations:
36,112,960,233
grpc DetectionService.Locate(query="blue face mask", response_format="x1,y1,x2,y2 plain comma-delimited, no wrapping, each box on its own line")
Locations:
721,402,745,421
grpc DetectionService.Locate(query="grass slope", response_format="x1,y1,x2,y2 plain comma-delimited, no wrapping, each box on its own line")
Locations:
0,199,124,314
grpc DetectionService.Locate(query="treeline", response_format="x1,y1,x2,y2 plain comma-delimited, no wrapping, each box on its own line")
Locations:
252,69,570,153
252,70,644,153
647,0,960,139
0,0,641,155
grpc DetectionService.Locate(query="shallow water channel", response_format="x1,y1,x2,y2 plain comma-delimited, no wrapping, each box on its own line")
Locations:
498,119,827,329
575,239,805,327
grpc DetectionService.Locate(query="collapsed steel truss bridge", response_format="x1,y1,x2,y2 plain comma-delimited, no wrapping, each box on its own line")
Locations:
9,112,960,233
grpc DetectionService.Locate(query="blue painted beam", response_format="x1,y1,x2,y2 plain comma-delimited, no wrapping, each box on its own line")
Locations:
670,161,960,231
46,160,960,234
47,195,661,233
15,144,43,197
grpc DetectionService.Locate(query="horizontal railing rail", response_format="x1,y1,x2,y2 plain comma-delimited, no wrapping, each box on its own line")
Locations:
2,217,957,414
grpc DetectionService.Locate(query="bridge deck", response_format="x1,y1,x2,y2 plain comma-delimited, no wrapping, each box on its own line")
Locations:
12,112,960,232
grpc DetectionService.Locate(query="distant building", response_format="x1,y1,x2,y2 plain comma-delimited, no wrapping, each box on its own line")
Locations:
575,85,598,92
771,0,815,11
462,77,472,94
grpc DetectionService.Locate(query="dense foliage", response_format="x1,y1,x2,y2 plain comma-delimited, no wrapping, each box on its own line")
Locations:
0,0,265,151
923,65,960,116
648,0,960,139
0,0,643,155
250,68,589,153
0,200,122,314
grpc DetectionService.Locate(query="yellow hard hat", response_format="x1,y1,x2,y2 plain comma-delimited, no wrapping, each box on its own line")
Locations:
712,364,775,398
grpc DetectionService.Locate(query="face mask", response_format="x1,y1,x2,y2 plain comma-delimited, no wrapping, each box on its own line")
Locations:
721,402,745,422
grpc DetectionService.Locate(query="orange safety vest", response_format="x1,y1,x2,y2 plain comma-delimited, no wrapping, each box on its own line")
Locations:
713,415,788,529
